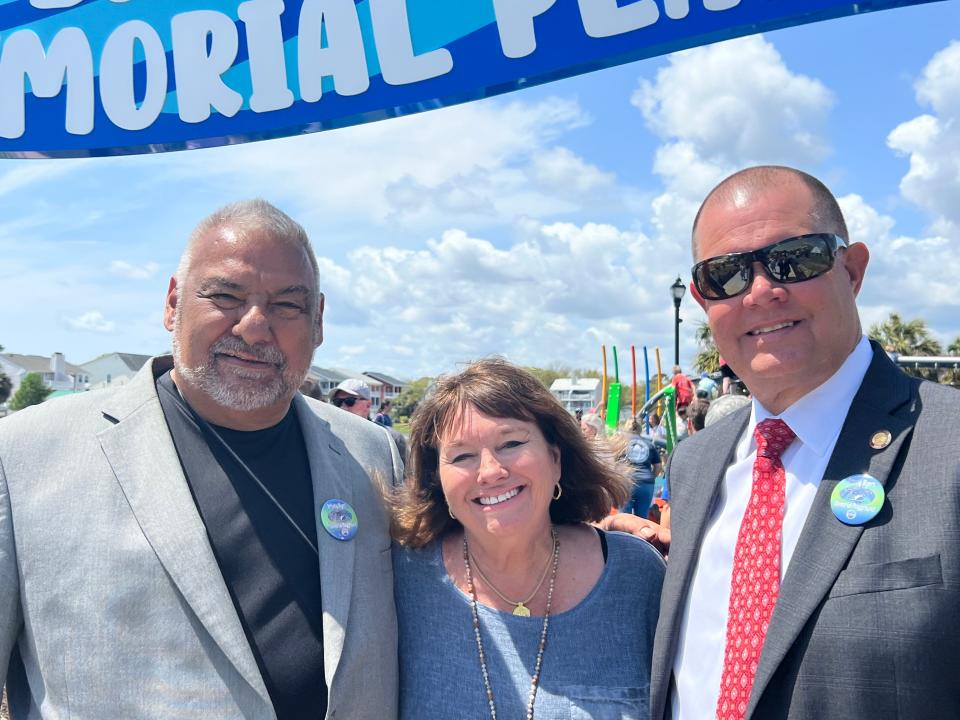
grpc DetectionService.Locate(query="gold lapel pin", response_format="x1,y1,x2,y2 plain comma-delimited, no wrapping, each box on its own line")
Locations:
869,430,892,450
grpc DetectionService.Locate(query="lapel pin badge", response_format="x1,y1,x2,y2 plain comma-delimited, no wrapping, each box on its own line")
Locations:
321,498,358,541
831,474,885,526
869,430,892,450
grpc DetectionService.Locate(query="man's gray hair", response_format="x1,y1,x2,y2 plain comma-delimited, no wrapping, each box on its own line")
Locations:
175,199,321,313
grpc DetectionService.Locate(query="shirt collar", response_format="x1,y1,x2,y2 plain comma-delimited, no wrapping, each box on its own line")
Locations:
747,335,873,458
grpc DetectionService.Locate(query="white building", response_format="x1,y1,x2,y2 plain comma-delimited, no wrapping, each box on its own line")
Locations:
82,352,151,389
0,352,90,397
549,377,601,415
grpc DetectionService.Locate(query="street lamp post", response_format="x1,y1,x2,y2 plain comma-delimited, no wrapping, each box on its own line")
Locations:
671,276,686,367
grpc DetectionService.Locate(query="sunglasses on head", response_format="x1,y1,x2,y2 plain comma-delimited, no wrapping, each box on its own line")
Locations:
692,233,846,301
333,396,359,408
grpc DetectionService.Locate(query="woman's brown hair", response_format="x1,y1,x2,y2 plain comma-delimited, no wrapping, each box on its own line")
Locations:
392,358,630,547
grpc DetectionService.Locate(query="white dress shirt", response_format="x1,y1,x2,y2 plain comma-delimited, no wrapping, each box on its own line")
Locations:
671,336,873,720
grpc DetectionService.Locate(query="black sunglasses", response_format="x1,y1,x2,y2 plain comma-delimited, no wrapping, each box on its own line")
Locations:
333,396,358,408
692,233,846,300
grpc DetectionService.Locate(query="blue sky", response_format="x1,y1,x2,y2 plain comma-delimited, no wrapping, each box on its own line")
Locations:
1,0,959,380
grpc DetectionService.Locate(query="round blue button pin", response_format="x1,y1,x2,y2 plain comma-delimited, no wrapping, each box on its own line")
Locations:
321,498,358,541
830,474,885,526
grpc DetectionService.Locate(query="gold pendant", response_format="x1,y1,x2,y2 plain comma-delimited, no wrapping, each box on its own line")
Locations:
513,602,531,617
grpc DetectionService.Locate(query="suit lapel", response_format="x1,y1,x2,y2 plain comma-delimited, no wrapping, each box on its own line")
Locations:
99,359,273,709
748,348,916,716
651,410,749,720
295,396,357,693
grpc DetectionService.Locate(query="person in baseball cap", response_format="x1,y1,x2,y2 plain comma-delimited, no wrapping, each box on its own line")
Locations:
331,379,372,418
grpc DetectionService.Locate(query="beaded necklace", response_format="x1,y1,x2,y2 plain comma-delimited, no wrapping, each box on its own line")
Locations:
462,528,560,720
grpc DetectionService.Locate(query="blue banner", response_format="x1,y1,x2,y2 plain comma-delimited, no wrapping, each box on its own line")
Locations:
0,0,943,157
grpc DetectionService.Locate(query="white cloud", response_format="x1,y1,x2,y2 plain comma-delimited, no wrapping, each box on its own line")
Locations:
837,194,960,343
632,35,835,253
634,35,833,168
530,147,615,194
64,311,115,334
110,260,160,279
914,40,960,118
888,41,960,239
0,161,90,198
154,96,601,235
316,220,695,375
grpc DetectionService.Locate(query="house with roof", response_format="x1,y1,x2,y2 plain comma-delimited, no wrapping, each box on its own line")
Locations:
363,371,406,405
0,352,90,398
82,352,152,389
549,377,601,415
303,366,356,400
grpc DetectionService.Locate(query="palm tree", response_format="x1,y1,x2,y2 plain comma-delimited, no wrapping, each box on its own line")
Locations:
868,313,942,356
692,322,720,374
868,313,942,380
942,337,960,387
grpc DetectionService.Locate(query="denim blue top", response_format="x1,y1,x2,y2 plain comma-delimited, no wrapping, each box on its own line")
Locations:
394,529,665,720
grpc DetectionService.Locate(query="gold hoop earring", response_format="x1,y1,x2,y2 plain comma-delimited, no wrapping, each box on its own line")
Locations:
552,484,563,501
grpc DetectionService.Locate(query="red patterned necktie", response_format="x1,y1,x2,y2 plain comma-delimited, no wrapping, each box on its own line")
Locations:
716,418,796,720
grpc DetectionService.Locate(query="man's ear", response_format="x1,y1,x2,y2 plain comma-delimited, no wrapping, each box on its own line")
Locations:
313,292,325,347
163,277,178,332
842,242,870,297
689,278,708,311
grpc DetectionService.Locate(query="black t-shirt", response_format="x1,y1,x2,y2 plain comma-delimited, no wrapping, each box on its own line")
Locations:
156,371,327,719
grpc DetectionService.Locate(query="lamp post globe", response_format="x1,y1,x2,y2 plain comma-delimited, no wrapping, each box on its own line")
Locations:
671,276,686,367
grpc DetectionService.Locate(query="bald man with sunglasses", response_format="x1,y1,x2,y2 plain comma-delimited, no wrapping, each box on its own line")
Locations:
647,166,960,720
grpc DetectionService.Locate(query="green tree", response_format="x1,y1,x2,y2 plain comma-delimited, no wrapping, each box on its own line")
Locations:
0,372,11,405
9,372,52,411
524,365,601,390
394,376,433,419
868,312,942,356
868,312,942,380
0,342,8,405
941,337,960,387
692,322,720,374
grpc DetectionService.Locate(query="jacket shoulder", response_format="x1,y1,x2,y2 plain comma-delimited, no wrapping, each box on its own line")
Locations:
0,386,121,444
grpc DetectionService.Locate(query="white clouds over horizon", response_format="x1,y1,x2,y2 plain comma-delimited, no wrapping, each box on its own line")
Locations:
4,13,960,376
631,35,835,250
315,220,685,375
887,40,960,239
152,96,620,238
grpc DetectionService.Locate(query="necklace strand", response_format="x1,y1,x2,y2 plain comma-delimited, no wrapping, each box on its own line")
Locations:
467,541,554,617
463,528,559,720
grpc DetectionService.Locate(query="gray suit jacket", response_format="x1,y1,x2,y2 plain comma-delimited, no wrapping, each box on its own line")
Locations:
0,357,402,719
653,343,960,719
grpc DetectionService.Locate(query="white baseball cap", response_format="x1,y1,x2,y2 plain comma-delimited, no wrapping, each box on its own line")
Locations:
334,378,372,401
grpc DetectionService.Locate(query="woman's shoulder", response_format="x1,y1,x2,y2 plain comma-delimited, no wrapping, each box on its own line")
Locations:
604,529,667,577
392,540,444,584
393,540,438,564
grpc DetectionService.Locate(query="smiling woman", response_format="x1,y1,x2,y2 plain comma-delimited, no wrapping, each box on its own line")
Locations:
391,358,666,720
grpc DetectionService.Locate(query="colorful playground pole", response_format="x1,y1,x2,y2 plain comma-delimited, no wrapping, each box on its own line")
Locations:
655,348,664,394
630,345,637,418
601,345,608,421
662,386,678,453
643,345,651,432
606,346,621,434
655,347,664,414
